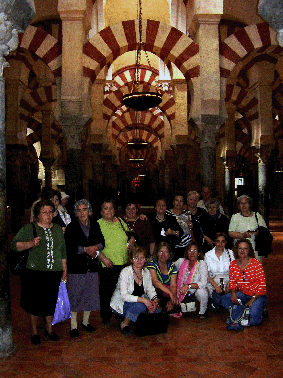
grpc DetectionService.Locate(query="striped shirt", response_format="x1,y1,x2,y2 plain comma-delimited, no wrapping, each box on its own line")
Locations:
165,209,192,248
229,258,267,296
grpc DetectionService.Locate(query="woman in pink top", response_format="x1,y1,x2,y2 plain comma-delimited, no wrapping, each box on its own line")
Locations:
220,238,267,326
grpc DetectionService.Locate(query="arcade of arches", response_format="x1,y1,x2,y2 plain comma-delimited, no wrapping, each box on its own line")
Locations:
3,0,283,230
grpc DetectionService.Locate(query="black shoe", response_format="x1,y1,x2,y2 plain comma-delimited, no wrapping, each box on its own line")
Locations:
81,322,96,333
44,329,59,341
199,311,208,319
31,335,41,345
70,328,79,338
120,325,132,335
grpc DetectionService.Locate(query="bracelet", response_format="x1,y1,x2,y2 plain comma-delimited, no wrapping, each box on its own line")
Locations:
187,284,192,292
252,294,257,299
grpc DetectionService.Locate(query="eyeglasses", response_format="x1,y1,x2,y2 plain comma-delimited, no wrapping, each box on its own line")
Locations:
132,257,146,262
77,208,88,212
188,249,198,253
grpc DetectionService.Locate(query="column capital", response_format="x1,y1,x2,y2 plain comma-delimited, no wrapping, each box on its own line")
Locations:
58,114,91,149
0,13,19,77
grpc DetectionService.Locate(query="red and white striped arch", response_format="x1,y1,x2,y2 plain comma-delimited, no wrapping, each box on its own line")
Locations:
19,25,62,78
111,108,164,139
83,19,199,84
220,23,281,80
20,85,57,115
116,128,160,151
103,85,175,122
111,65,160,91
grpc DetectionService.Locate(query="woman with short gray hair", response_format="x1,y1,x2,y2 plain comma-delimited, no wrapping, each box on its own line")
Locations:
65,199,105,338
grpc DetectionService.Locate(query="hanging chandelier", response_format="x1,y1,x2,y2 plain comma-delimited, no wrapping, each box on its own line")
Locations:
127,110,148,150
122,0,162,111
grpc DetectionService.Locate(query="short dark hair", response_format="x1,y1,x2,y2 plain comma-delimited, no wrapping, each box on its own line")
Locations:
33,200,55,220
234,238,255,259
184,241,204,260
100,198,116,212
43,189,62,204
152,241,173,261
214,232,228,242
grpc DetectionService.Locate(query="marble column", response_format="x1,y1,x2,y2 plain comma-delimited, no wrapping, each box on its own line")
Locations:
248,62,275,220
223,103,236,215
0,2,35,357
58,1,90,200
40,104,54,188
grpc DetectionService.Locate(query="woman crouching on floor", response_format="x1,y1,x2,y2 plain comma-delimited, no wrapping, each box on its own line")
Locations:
110,246,160,335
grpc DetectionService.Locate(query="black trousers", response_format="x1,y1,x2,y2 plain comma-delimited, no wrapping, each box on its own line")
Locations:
99,265,125,322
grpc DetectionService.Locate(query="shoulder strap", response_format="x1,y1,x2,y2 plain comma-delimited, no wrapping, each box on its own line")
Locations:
31,222,37,238
255,212,259,227
118,217,126,233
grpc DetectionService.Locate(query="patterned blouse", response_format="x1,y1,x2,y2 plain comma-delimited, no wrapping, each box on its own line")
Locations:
147,260,177,285
229,258,267,296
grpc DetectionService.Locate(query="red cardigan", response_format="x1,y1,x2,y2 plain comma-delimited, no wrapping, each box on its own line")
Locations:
229,258,267,296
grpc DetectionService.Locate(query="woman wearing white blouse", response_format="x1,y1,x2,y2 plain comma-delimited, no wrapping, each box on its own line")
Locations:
204,232,234,309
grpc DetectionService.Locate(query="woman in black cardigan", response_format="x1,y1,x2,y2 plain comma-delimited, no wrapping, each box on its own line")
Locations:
65,199,105,338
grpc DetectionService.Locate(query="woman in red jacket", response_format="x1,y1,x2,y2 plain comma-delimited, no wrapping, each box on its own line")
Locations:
220,238,267,326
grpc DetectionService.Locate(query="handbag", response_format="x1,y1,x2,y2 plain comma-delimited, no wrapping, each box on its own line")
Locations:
9,222,37,275
52,281,71,325
226,304,250,331
134,311,169,337
118,217,140,245
180,293,196,313
254,213,273,257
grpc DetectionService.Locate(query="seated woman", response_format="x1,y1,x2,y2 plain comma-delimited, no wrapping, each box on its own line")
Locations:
147,242,178,312
204,232,234,309
220,238,267,326
110,246,159,335
175,242,209,318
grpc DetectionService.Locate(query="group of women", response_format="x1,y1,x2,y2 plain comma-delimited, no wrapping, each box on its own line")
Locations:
10,193,269,343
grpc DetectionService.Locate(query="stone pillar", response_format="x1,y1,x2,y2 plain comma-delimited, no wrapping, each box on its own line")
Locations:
197,122,217,188
39,104,54,188
192,10,223,188
224,103,237,215
248,62,275,220
58,0,90,200
0,2,35,357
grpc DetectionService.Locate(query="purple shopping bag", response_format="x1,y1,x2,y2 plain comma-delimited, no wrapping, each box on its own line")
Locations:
52,281,71,325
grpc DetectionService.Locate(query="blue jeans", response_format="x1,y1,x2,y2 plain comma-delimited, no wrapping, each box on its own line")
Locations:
211,291,224,309
220,291,268,326
123,302,161,323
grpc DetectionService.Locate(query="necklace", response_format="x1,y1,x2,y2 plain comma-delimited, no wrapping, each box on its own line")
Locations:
125,217,138,231
133,268,143,281
156,214,165,222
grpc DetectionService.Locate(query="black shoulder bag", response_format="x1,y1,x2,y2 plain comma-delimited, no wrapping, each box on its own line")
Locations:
9,222,37,275
254,213,273,257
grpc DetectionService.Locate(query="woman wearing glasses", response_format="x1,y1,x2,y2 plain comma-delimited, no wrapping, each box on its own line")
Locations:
110,246,159,335
221,239,267,326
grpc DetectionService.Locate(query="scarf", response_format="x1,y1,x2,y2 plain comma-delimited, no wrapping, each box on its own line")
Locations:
177,259,198,304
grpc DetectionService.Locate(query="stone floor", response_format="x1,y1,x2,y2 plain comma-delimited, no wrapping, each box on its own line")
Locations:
1,221,283,377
